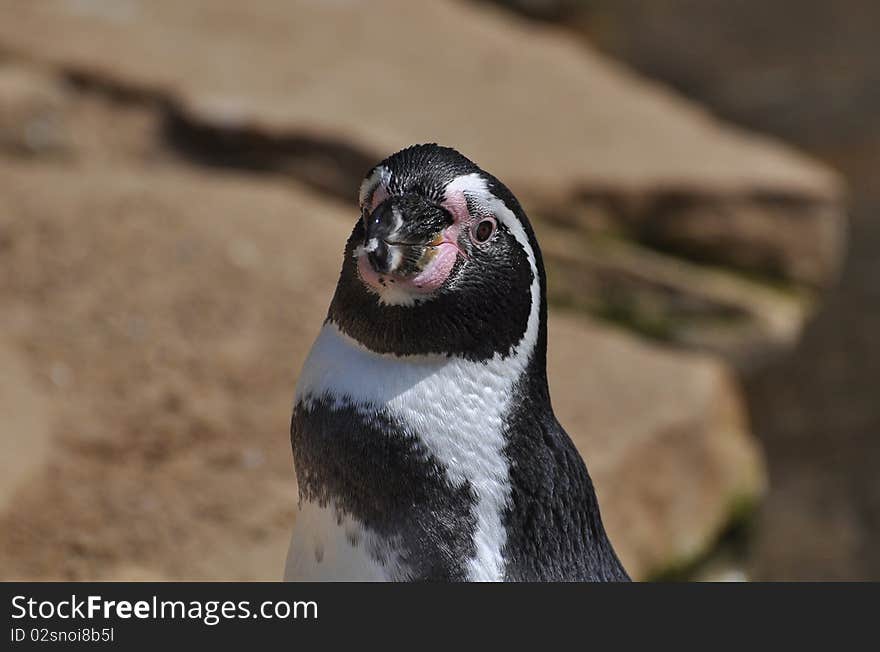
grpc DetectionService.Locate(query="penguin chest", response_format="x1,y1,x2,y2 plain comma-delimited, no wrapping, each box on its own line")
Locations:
288,395,479,581
286,323,524,581
283,501,400,581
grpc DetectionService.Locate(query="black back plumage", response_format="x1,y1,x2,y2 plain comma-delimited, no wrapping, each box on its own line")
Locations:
501,361,630,581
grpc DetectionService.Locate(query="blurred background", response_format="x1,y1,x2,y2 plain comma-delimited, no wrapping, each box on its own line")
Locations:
0,0,875,581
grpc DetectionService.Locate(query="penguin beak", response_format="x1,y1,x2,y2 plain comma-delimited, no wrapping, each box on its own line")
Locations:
362,194,453,278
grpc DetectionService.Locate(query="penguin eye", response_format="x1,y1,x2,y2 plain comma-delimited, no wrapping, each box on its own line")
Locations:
473,218,496,244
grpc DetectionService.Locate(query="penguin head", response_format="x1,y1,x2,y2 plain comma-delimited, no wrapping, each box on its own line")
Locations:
328,144,546,363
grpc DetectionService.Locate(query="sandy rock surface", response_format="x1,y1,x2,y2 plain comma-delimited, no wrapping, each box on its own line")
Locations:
548,315,764,577
0,63,73,157
0,158,346,580
0,0,839,197
0,343,52,515
0,151,762,580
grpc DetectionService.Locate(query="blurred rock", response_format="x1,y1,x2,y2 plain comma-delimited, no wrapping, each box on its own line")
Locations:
0,343,52,513
0,159,342,580
0,0,846,368
549,314,765,579
476,0,579,21
0,0,837,193
539,187,846,289
0,64,71,157
0,154,764,580
541,221,810,371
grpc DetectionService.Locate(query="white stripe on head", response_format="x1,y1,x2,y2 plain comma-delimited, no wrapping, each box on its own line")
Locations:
443,172,539,303
358,165,391,209
440,172,542,580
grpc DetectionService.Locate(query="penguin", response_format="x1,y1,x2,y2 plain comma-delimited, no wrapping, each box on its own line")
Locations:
285,144,629,582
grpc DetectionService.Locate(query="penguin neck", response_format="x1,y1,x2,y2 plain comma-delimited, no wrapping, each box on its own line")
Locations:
295,320,544,423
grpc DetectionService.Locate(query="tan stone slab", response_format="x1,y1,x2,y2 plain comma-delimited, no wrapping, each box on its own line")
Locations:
549,313,765,578
0,343,52,514
0,0,840,200
0,157,762,580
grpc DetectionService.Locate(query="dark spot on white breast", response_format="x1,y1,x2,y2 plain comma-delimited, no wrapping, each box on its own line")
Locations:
345,527,361,548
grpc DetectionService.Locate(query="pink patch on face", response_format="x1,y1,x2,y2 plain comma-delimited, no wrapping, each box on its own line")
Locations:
356,253,385,291
369,183,389,212
356,238,460,296
408,241,459,291
441,189,471,226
